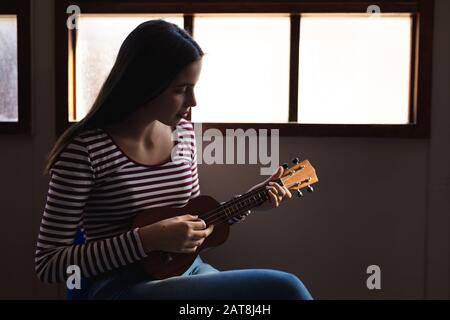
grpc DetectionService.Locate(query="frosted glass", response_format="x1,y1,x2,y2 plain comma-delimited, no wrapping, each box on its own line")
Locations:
0,16,18,122
75,15,183,121
192,15,290,123
298,14,412,124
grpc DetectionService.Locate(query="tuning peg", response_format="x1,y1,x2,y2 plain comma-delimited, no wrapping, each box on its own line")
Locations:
297,190,303,198
292,158,300,164
307,185,314,193
282,163,289,169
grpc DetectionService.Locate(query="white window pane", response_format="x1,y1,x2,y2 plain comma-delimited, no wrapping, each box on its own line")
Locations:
0,15,18,122
75,15,184,121
298,14,412,124
192,15,290,123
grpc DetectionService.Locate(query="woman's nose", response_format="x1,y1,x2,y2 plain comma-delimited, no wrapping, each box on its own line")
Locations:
187,92,197,108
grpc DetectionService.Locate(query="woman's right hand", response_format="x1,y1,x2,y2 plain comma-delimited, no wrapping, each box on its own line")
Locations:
138,214,214,253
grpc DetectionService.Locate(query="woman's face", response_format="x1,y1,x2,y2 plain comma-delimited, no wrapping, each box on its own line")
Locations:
144,59,203,126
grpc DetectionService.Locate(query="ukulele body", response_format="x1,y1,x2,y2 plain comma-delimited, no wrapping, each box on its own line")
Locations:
132,195,230,279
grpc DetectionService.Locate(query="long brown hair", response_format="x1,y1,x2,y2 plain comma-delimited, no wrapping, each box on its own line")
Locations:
44,19,204,175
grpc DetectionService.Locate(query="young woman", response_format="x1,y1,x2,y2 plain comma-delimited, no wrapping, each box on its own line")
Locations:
35,20,312,300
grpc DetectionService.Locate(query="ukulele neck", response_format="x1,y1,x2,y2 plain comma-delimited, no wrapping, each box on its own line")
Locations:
201,179,283,226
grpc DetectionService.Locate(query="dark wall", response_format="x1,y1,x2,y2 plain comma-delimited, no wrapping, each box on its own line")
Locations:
0,0,448,299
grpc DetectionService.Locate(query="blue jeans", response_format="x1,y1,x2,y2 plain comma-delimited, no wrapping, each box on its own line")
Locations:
88,256,313,300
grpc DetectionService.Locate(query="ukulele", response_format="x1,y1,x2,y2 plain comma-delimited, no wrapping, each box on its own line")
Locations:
132,158,319,279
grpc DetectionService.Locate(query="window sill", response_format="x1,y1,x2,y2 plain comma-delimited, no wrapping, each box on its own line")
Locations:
194,122,429,138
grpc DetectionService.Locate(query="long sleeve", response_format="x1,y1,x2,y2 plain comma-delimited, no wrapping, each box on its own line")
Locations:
35,137,147,284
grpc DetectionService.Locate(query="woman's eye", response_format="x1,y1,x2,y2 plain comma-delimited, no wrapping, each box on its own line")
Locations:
176,88,187,94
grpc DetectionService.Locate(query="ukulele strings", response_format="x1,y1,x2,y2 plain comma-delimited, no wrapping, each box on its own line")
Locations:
199,186,267,226
201,178,294,226
200,185,269,226
200,178,300,226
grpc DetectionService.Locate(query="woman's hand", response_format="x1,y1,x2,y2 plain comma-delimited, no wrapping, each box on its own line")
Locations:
248,166,292,211
138,214,214,253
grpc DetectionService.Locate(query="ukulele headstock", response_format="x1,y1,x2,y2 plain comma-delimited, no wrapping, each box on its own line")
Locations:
280,158,319,197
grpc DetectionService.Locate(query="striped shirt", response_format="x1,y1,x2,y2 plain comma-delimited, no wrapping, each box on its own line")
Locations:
35,119,248,284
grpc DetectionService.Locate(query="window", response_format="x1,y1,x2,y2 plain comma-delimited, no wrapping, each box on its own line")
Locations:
0,0,30,134
56,1,434,137
298,14,412,125
0,15,18,122
72,15,183,121
192,14,290,123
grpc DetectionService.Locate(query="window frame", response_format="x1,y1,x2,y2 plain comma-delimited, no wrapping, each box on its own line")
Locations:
55,0,434,138
0,0,31,134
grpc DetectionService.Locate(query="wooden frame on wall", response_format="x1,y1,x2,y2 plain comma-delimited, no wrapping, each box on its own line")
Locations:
54,0,435,138
0,0,31,134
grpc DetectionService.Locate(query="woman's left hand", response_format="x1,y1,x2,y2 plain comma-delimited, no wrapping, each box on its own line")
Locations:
247,166,292,211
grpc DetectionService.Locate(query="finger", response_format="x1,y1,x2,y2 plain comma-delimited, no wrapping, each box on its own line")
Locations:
187,238,204,248
192,225,214,240
185,240,204,251
267,185,283,203
271,166,284,181
265,187,274,203
190,229,208,240
272,183,291,202
270,182,287,198
284,186,292,198
266,187,276,202
181,214,199,221
204,224,214,237
267,189,279,207
263,167,282,184
189,219,207,230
